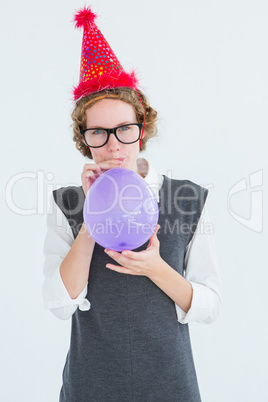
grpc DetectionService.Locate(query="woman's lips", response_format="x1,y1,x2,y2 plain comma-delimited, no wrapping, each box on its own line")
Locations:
116,158,125,162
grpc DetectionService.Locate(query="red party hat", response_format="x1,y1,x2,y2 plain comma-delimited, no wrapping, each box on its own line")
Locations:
73,6,139,101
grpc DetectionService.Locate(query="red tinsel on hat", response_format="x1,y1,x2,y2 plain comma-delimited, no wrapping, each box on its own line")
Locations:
73,6,139,101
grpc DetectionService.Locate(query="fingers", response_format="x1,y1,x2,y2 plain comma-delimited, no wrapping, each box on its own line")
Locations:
83,159,122,173
82,159,123,195
106,264,132,274
104,225,160,260
154,224,160,234
104,249,141,268
146,224,160,249
150,224,160,240
121,250,145,261
82,164,101,175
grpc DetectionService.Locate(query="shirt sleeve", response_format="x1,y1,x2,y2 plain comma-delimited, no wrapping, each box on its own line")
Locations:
42,193,91,320
175,199,223,325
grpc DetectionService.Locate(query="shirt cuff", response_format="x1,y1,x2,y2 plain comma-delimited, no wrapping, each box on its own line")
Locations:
42,267,91,312
175,281,222,324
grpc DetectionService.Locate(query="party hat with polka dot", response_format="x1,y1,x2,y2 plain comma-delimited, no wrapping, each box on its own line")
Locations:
73,6,139,101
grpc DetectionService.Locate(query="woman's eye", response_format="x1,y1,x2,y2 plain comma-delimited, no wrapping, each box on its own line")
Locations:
118,126,130,132
92,129,106,135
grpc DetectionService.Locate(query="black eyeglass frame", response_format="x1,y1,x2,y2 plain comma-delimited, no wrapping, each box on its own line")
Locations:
80,123,143,148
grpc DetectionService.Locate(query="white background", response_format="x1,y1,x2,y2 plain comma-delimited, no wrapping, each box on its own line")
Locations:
1,0,267,401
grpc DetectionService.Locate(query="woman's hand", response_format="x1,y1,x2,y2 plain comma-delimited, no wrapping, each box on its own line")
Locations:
104,225,162,279
81,158,123,196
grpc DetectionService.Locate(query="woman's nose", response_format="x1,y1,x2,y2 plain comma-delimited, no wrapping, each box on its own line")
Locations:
107,133,120,151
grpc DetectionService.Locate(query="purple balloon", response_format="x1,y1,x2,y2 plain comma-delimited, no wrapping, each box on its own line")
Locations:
83,167,159,251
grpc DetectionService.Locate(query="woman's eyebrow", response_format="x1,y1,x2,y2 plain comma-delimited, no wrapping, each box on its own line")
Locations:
87,121,135,129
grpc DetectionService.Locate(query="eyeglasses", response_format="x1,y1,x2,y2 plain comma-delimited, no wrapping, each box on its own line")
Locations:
80,123,143,148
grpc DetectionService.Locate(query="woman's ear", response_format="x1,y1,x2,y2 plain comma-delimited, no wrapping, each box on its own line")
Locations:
142,129,147,139
81,138,91,151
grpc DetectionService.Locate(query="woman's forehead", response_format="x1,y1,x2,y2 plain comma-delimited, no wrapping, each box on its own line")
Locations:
85,98,136,126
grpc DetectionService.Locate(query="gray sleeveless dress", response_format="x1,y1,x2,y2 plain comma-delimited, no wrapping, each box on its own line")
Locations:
53,175,208,402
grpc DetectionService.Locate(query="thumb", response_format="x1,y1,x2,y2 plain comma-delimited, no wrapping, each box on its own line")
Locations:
149,224,160,246
154,224,160,235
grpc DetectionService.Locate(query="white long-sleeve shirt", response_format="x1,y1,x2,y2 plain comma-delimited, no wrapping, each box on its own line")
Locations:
42,158,222,323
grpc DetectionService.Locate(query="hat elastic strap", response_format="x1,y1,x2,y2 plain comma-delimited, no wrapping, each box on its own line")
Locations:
135,90,146,150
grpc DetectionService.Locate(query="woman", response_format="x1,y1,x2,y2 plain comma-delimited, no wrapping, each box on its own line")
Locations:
43,7,222,401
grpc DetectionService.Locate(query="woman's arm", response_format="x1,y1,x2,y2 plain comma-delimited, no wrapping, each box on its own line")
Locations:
42,195,94,320
104,225,194,312
173,204,223,324
43,160,122,320
60,158,123,298
105,204,222,325
59,222,95,299
148,260,194,313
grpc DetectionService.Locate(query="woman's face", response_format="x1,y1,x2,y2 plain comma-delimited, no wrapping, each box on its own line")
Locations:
85,98,141,174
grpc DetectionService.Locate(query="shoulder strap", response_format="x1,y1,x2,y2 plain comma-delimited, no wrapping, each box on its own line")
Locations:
53,186,85,239
160,176,209,246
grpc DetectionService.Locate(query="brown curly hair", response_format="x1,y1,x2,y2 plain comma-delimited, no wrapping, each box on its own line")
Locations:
71,87,158,159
